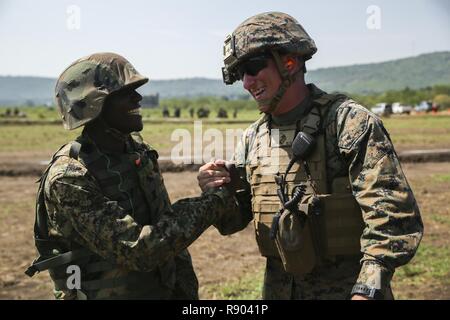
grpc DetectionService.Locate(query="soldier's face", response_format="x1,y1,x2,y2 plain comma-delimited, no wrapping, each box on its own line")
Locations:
102,87,143,133
242,57,282,113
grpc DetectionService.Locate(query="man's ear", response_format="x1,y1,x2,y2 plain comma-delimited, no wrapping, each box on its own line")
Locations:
284,56,296,71
283,55,302,74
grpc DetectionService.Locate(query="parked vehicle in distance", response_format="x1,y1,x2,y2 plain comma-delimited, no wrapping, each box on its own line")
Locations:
392,102,412,114
371,103,392,117
414,101,433,113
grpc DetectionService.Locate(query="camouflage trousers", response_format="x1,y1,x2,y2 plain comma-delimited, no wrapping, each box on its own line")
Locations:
262,256,394,300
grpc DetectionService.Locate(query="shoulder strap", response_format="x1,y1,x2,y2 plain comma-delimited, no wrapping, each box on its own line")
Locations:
129,132,159,163
299,92,349,137
244,114,269,164
69,141,81,160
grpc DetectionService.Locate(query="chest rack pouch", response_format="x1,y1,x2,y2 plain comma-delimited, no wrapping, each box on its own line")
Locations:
270,131,324,275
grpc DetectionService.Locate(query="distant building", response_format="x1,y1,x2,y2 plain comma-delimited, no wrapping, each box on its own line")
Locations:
141,93,159,108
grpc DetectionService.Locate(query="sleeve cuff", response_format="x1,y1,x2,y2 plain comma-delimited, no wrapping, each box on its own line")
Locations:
202,187,232,201
355,259,393,294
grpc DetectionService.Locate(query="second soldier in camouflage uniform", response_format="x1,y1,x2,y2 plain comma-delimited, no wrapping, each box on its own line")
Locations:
198,12,423,300
25,53,239,299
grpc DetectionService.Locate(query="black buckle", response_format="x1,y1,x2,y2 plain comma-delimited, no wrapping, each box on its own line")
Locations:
24,265,39,277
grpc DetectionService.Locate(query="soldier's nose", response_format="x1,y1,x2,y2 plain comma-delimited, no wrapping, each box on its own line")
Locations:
131,90,142,102
243,73,257,91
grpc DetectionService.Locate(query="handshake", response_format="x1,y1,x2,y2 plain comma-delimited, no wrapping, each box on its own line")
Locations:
197,159,244,195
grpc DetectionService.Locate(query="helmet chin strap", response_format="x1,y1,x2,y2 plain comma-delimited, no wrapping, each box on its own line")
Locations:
258,50,302,114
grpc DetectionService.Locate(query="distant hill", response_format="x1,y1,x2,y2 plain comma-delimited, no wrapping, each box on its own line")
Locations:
1,51,449,105
307,51,450,94
141,78,246,99
0,76,247,105
0,76,56,105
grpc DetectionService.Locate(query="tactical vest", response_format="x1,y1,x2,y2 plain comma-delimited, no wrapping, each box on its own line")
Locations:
247,93,365,276
25,133,183,299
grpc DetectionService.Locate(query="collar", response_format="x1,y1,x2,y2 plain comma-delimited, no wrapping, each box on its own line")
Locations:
271,93,312,126
81,129,135,155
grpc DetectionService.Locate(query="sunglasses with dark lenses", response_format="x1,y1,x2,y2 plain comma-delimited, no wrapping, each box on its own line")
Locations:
235,55,270,80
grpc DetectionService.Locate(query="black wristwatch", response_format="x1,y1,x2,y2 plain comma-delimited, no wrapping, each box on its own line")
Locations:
351,284,384,300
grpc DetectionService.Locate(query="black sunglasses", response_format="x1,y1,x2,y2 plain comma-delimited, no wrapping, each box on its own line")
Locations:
235,54,271,80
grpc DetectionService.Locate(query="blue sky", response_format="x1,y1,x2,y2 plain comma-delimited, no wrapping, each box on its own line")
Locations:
0,0,449,79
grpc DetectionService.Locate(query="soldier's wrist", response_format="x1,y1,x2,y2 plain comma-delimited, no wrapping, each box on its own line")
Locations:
202,187,233,205
351,283,383,300
355,259,393,298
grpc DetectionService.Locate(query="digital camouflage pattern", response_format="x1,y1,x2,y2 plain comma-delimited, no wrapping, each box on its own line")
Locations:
55,53,148,130
223,11,317,74
216,84,423,299
42,133,238,299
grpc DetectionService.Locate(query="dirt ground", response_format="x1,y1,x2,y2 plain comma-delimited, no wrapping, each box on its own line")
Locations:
0,161,449,299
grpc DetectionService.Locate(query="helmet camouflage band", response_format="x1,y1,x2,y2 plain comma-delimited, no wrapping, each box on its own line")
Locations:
55,52,149,130
222,11,317,85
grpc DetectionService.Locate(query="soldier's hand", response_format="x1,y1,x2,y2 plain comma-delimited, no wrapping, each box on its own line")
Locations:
197,159,230,192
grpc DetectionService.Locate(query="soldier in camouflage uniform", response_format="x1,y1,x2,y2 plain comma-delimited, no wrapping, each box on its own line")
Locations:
198,12,423,300
25,52,238,300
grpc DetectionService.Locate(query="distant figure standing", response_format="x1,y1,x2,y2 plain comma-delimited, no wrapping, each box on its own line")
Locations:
197,107,210,118
431,103,439,114
217,107,228,118
162,106,170,118
174,107,181,118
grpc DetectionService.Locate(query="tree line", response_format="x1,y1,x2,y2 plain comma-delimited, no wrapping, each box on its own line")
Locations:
350,84,450,109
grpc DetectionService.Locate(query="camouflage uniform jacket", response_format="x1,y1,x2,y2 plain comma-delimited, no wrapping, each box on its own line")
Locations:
42,131,237,299
218,84,423,295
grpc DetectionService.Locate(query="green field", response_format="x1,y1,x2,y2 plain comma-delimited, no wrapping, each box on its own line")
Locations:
1,112,449,154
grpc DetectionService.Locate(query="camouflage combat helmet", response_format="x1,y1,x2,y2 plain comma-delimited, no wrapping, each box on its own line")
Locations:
222,12,317,84
55,52,148,130
222,12,317,113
